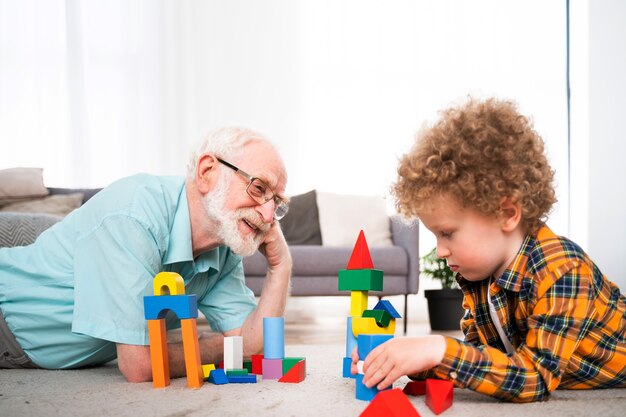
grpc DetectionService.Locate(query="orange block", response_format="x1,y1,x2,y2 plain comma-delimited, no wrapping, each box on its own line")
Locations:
181,318,204,389
148,319,170,388
425,379,453,415
347,230,374,269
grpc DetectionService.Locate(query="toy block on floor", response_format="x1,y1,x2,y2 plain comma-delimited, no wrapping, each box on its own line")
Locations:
362,309,392,327
181,318,203,389
282,357,305,375
346,230,375,270
262,358,283,380
373,299,402,318
226,369,249,376
425,379,454,415
202,364,216,380
224,336,243,370
263,317,285,359
338,269,384,291
228,374,257,383
251,354,264,374
403,380,427,396
360,389,421,417
243,360,252,373
144,294,198,320
208,368,228,385
350,290,369,317
356,374,390,401
278,358,305,383
147,318,169,388
352,316,396,337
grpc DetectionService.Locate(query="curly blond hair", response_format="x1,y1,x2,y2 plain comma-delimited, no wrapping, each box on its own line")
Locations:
393,98,556,234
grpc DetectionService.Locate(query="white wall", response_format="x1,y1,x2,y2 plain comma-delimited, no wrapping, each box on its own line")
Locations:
571,0,626,290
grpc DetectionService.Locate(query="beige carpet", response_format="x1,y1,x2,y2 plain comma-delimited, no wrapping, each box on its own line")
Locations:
1,343,625,417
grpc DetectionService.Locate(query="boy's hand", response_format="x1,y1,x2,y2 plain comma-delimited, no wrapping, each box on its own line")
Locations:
361,335,446,390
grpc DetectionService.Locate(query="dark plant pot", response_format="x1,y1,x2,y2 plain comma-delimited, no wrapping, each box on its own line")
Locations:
424,289,465,331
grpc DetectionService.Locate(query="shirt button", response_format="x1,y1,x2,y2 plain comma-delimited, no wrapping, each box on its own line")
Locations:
450,371,458,379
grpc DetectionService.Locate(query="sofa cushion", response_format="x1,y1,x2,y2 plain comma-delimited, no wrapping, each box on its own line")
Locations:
279,190,322,245
0,167,49,204
242,245,408,277
0,193,83,217
316,191,392,247
0,212,62,248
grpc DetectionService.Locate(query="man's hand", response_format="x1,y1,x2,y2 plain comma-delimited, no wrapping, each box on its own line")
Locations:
350,335,447,390
258,220,292,272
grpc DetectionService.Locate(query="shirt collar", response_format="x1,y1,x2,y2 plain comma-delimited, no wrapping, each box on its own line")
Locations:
162,184,219,274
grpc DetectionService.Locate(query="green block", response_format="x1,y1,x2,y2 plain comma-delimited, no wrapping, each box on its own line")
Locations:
283,357,305,374
226,368,249,376
243,360,253,373
362,309,392,327
338,269,384,291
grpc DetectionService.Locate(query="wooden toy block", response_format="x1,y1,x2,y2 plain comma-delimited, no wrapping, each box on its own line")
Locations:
278,359,305,383
224,336,243,370
152,271,185,295
282,357,305,375
226,369,249,376
243,360,253,373
143,294,198,320
357,334,394,360
208,368,228,385
262,358,283,380
356,373,389,401
338,269,383,292
346,230,375,270
202,364,216,380
373,299,402,318
345,317,358,357
343,356,355,378
425,379,454,415
227,374,257,383
263,317,285,359
147,318,169,388
251,354,264,374
350,291,369,316
360,389,421,417
218,361,224,369
362,309,392,327
352,316,396,337
403,380,427,396
181,318,203,388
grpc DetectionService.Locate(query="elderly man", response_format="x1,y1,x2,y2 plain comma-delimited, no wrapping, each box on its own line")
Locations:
0,127,292,383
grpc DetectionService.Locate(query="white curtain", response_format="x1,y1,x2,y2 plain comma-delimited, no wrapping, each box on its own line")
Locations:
0,0,568,238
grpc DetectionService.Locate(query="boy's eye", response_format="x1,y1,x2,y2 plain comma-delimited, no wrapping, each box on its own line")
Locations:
440,231,453,238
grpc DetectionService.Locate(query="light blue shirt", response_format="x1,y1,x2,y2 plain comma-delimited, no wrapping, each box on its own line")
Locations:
0,174,256,369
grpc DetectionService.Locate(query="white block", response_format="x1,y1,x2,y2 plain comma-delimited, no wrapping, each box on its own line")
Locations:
224,336,243,370
357,360,364,375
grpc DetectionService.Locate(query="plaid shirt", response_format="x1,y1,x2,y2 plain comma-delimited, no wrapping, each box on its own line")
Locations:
430,225,626,402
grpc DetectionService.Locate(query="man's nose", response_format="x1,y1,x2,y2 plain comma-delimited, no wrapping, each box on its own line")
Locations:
257,200,275,223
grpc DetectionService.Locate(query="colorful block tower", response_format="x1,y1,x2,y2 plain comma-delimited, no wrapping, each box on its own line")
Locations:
143,272,204,389
339,231,401,400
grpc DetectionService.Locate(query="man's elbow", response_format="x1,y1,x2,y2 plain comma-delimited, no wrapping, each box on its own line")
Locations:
118,360,153,383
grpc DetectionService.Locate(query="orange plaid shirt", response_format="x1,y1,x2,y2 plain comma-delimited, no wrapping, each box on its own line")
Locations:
430,225,626,402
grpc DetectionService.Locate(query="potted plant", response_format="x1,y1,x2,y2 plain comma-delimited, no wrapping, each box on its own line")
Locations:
421,247,465,331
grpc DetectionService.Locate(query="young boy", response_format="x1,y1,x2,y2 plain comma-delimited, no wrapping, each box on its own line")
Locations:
352,98,626,402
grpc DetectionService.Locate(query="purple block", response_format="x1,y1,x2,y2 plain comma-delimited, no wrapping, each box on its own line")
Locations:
262,358,283,380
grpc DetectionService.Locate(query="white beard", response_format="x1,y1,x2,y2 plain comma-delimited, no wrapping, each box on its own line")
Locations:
202,175,269,257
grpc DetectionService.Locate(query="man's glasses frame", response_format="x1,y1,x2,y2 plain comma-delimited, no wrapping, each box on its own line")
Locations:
216,157,289,220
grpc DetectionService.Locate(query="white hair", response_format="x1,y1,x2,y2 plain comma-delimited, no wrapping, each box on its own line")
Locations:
186,127,270,180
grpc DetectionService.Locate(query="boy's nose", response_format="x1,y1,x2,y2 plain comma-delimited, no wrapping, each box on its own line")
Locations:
436,244,450,259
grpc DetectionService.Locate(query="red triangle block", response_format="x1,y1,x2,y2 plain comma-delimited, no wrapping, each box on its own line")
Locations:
425,379,453,415
278,359,305,383
403,380,427,396
347,230,374,270
360,389,420,417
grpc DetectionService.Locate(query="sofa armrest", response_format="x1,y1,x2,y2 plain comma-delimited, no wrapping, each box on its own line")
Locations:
390,216,420,294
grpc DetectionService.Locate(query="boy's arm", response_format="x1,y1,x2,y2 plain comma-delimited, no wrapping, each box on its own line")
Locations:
432,267,595,402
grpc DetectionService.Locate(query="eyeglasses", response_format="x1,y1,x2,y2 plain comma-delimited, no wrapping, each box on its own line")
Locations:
216,158,289,220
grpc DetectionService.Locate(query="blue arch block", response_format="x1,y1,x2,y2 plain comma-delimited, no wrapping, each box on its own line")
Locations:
143,294,198,320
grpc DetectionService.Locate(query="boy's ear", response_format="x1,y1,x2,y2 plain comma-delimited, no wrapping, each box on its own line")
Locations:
499,197,522,232
195,153,220,194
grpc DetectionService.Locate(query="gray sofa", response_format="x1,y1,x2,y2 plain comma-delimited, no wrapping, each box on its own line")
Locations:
0,187,420,333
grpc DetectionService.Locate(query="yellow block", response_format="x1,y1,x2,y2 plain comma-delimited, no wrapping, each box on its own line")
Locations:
202,364,216,380
350,291,368,317
351,316,396,337
153,272,185,296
